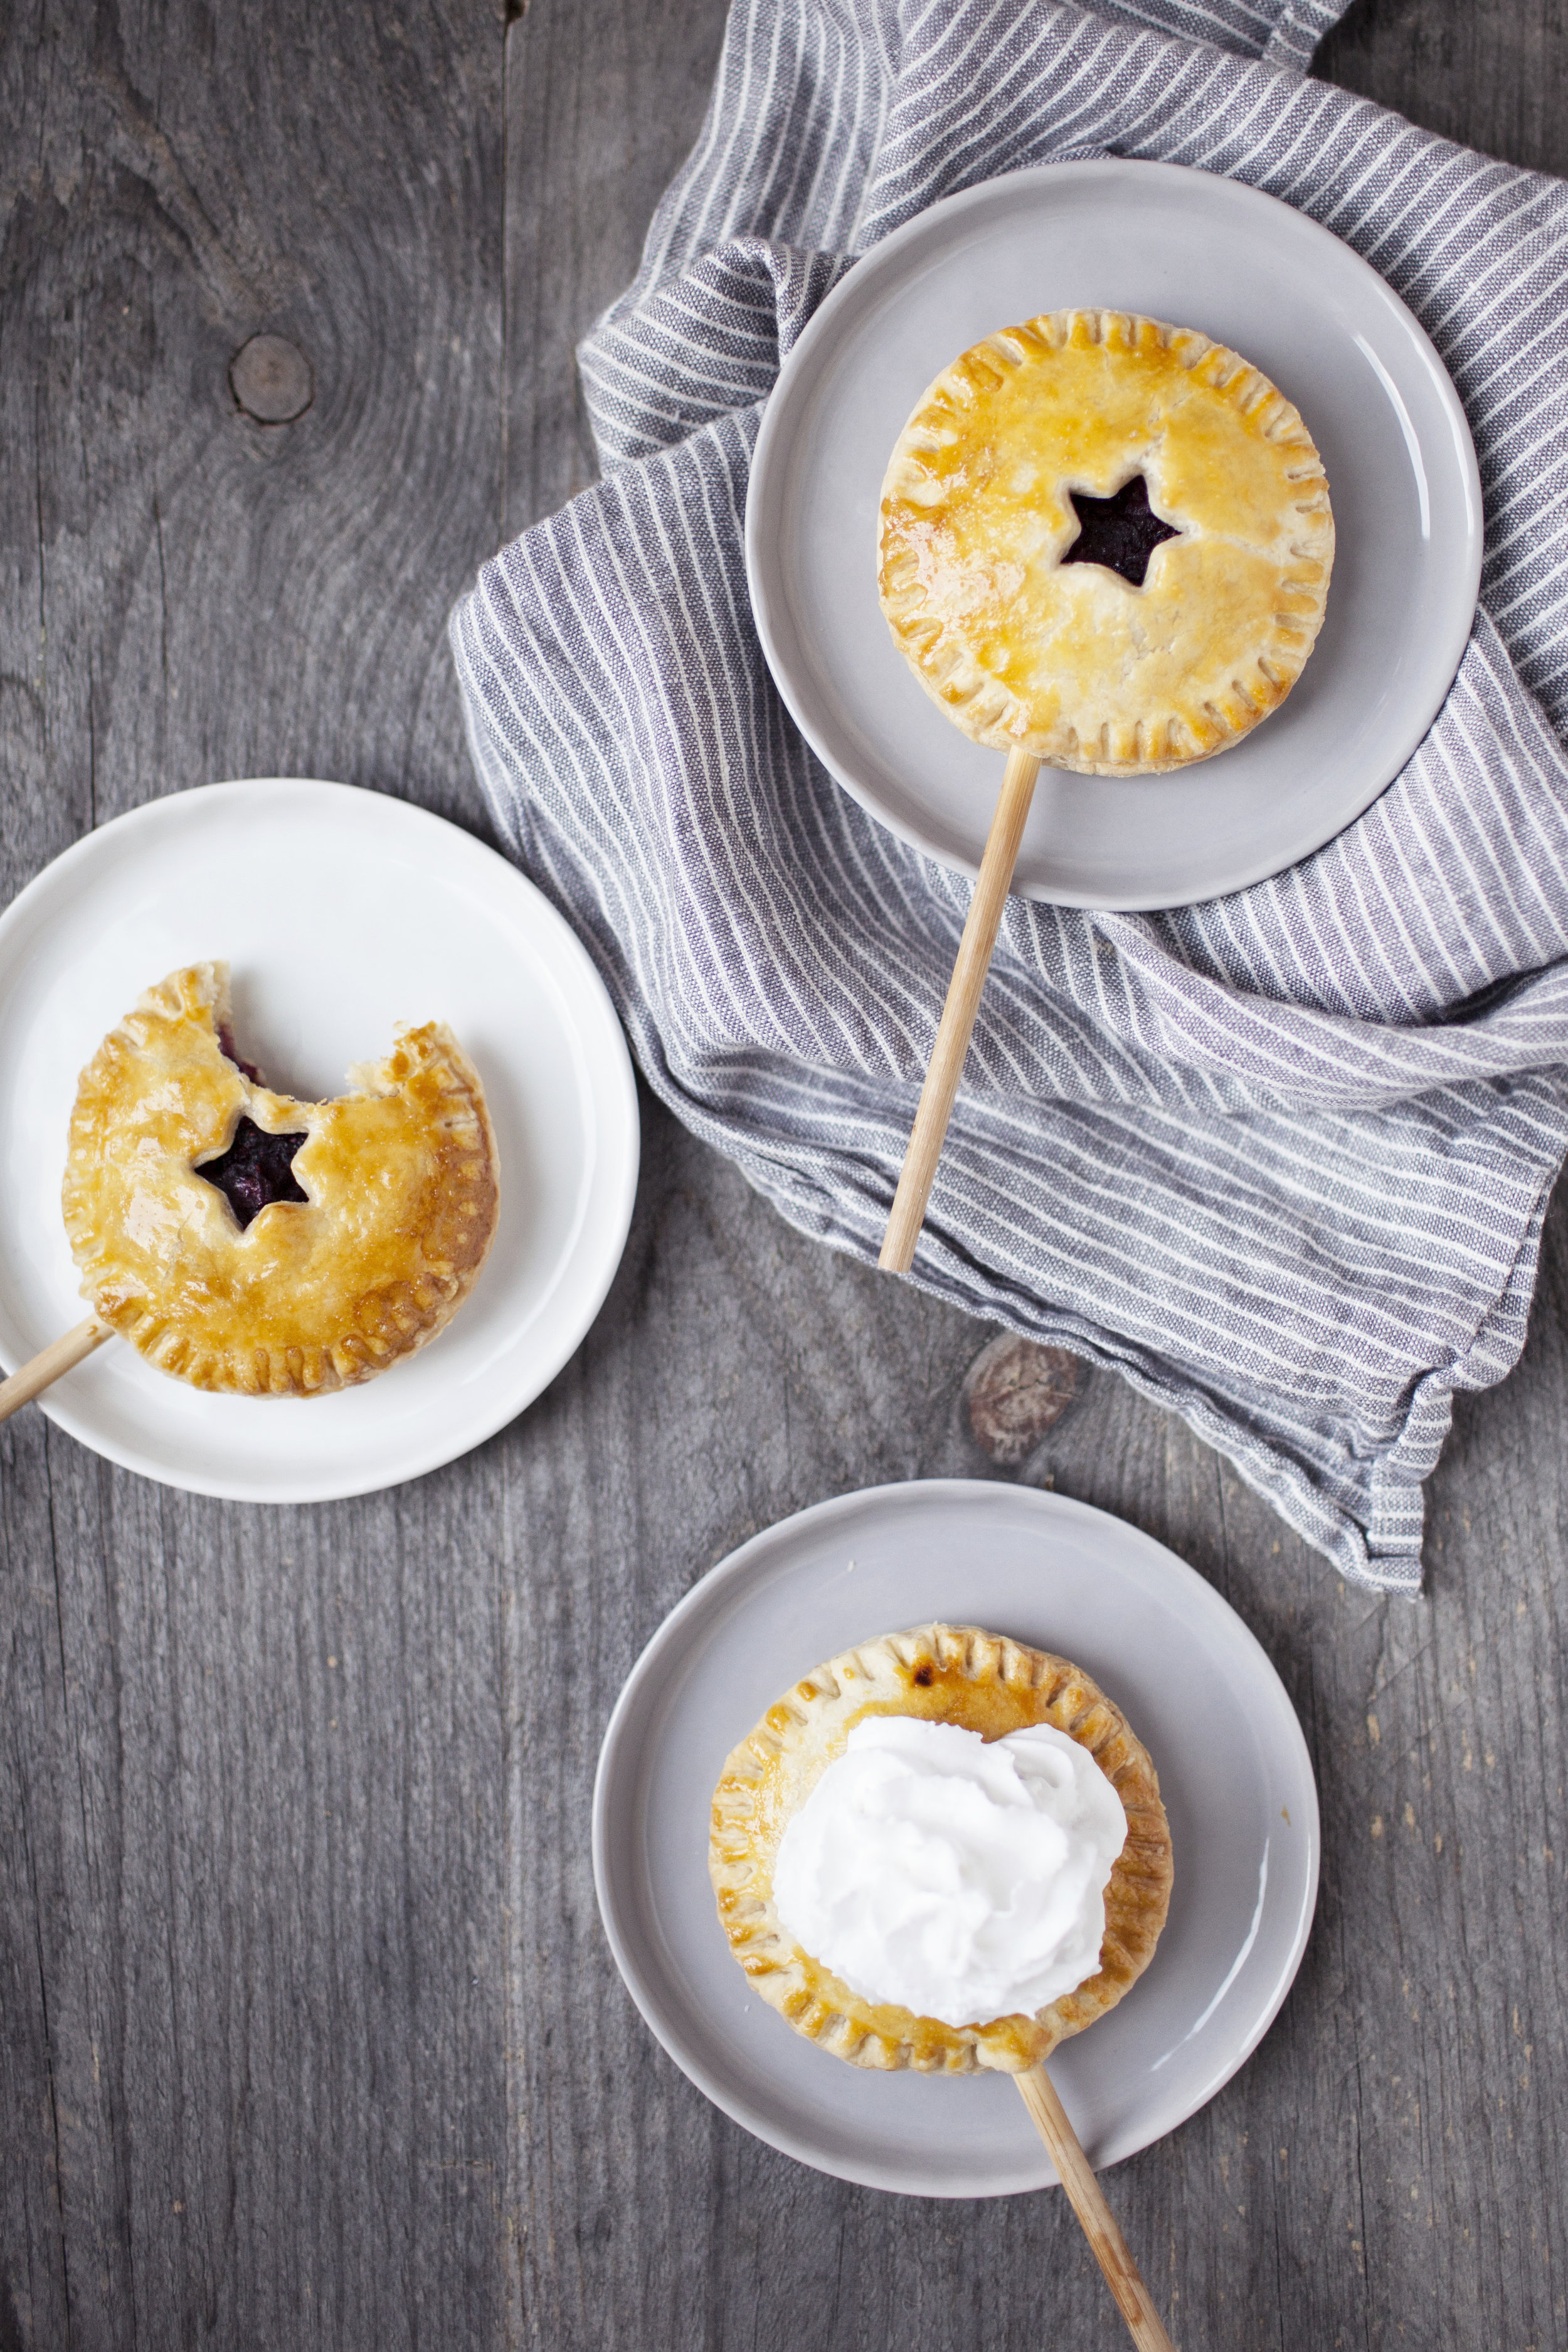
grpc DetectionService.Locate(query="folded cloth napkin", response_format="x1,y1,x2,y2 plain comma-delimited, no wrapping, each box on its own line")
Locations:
452,0,1568,1591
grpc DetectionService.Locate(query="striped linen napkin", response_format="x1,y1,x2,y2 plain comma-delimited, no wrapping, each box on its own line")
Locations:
451,0,1568,1591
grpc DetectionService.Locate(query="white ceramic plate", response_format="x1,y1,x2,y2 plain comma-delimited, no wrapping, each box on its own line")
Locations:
747,158,1483,909
595,1480,1318,2197
0,780,639,1502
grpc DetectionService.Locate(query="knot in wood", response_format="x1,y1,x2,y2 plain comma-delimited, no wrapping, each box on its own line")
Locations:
230,334,314,424
963,1333,1083,1466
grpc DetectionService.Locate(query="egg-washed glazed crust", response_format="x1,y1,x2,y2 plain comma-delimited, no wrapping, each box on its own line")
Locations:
708,1623,1173,2075
878,309,1334,776
61,962,499,1396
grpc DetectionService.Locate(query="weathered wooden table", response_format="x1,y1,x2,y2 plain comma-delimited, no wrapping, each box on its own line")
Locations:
4,4,1566,2346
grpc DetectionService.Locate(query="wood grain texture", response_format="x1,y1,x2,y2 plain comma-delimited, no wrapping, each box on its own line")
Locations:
502,0,728,531
1318,0,1568,176
495,6,1568,2350
1,1,512,2346
2,3,1567,2351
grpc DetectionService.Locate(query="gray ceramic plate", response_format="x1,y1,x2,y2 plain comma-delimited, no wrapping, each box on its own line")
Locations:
593,1480,1318,2197
746,158,1483,909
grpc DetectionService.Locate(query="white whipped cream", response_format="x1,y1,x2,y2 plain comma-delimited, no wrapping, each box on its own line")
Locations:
771,1715,1128,2028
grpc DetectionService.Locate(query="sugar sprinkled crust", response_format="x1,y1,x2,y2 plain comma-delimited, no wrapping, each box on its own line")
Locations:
61,961,499,1396
708,1623,1173,2074
878,308,1334,776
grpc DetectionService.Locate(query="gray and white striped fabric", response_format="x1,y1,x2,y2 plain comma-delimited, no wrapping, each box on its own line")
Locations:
452,0,1568,1591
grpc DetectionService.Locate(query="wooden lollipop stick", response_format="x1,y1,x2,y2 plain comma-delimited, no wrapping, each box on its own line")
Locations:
879,744,1040,1273
0,1318,114,1426
1017,2064,1177,2352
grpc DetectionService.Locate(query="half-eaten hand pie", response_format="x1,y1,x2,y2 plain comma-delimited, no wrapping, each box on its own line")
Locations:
61,961,499,1396
708,1623,1173,2074
878,308,1334,776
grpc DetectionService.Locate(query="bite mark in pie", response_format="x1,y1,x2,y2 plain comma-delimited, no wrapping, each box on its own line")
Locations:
709,1623,1173,2074
878,308,1335,776
62,962,499,1396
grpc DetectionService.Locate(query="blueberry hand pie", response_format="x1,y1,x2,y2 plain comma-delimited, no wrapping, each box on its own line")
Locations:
709,1624,1173,2074
878,309,1334,776
62,962,499,1396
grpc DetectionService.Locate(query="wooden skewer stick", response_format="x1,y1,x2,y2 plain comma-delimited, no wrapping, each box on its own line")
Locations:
879,744,1040,1273
1016,2063,1177,2352
0,1318,114,1427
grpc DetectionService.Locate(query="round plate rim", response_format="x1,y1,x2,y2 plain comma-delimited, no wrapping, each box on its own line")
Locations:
746,156,1483,910
0,777,640,1502
592,1476,1321,2196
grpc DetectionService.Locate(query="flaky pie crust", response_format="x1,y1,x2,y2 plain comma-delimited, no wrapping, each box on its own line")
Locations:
709,1623,1173,2074
878,308,1334,775
62,962,499,1396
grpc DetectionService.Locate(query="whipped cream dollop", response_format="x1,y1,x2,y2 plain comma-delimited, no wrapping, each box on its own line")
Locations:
771,1715,1128,2028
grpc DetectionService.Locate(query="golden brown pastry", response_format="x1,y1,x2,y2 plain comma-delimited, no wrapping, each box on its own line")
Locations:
709,1623,1173,2074
62,962,499,1396
878,308,1334,775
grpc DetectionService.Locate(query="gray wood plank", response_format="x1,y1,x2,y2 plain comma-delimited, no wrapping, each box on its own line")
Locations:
495,4,1568,2349
503,0,728,531
3,2,1567,2349
1318,0,1568,177
1,1,514,2346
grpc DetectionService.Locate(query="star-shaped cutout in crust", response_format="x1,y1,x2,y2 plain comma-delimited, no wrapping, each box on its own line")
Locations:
1061,474,1180,589
196,1115,309,1232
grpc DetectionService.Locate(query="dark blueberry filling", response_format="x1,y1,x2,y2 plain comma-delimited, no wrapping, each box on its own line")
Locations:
197,1116,309,1231
1061,474,1180,589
